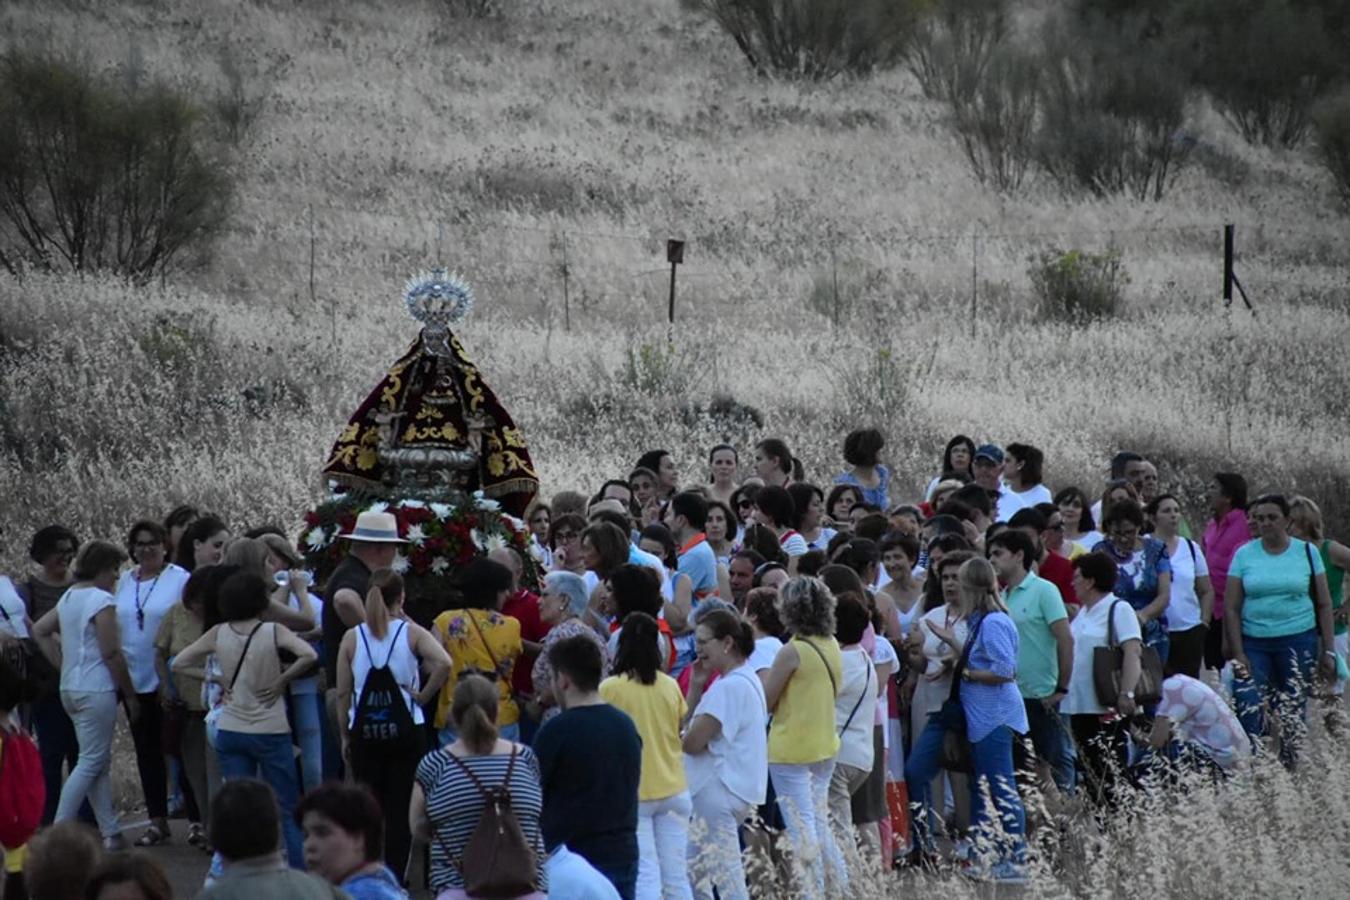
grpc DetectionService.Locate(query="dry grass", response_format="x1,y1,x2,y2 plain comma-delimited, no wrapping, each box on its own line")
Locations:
2,1,1350,892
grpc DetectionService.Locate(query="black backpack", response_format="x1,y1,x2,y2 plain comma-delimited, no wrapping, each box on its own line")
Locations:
353,622,417,750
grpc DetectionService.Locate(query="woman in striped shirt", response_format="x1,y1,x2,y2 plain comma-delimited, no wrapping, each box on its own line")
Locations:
410,674,547,899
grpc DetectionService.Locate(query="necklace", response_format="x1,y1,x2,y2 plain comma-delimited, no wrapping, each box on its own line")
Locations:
134,568,163,631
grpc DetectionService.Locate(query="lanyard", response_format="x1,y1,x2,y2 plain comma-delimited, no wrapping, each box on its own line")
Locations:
134,570,163,631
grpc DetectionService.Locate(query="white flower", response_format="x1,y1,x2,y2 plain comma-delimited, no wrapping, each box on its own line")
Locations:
406,524,427,547
303,527,330,551
483,532,508,553
431,557,450,575
399,499,427,509
430,502,454,519
503,514,526,532
473,490,501,512
365,501,390,515
391,553,410,574
526,541,545,563
471,528,487,551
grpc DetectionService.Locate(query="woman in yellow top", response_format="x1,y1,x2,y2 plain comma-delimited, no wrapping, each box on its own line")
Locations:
433,558,523,745
764,576,846,898
599,613,692,900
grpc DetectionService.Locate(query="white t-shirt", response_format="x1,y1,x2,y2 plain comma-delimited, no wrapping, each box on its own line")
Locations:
995,489,1027,524
684,663,768,806
1165,538,1210,632
807,528,838,552
1063,596,1142,715
835,647,877,771
918,607,970,677
1011,484,1053,509
58,585,118,693
870,635,898,730
0,576,29,638
1157,675,1250,770
114,565,190,694
747,635,783,675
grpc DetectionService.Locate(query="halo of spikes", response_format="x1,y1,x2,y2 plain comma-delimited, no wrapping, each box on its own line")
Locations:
403,268,474,327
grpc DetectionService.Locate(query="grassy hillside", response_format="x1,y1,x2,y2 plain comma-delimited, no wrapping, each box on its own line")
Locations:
2,0,1349,551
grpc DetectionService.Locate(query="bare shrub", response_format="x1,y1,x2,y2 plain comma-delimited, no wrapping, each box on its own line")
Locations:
949,45,1040,191
0,49,232,280
1035,16,1193,201
210,44,283,147
445,0,500,16
1312,87,1350,209
906,0,1008,103
683,0,918,80
1028,247,1128,323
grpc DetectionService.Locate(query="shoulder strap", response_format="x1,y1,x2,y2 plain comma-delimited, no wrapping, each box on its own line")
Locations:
466,611,501,674
443,744,517,800
839,655,872,735
947,613,985,703
1186,538,1196,565
228,623,264,692
383,621,407,668
799,638,838,696
1106,600,1122,649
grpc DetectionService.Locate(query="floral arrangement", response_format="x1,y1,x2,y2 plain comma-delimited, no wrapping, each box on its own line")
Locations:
298,490,542,594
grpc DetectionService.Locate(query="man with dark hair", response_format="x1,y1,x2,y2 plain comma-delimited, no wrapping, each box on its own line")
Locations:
593,479,636,515
988,528,1076,795
1007,508,1075,607
201,779,341,900
667,491,717,675
1092,451,1148,524
728,551,763,609
533,637,642,899
1005,443,1051,508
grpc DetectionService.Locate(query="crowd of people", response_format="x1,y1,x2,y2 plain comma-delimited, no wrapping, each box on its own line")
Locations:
1,430,1346,898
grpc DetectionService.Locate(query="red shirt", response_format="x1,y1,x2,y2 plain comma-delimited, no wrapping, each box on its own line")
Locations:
501,589,549,695
1038,552,1078,610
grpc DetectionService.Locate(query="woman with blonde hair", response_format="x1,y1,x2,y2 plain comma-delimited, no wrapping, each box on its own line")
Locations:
763,576,846,896
908,557,1028,882
411,674,548,899
336,569,449,879
1288,495,1350,705
221,538,317,632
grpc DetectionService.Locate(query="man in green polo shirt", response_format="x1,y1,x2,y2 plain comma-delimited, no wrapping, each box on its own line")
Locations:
988,529,1076,794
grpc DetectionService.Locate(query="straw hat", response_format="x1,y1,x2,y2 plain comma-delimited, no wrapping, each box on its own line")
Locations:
338,511,407,543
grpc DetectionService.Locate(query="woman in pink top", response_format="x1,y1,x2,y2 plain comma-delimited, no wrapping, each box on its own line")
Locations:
1202,473,1250,671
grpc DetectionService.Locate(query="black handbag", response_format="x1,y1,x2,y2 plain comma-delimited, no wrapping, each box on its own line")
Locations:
1092,599,1164,707
934,613,984,774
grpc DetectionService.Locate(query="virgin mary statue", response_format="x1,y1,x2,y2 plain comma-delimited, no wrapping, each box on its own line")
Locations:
320,270,539,516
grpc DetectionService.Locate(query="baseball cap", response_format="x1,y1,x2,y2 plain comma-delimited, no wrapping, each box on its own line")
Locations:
974,443,1005,464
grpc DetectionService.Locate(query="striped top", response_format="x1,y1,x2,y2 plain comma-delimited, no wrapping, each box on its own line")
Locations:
416,745,548,893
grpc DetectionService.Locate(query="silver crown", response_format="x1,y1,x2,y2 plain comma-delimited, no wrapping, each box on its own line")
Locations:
403,269,474,327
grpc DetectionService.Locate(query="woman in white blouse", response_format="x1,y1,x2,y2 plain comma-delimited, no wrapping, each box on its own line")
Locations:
32,541,137,849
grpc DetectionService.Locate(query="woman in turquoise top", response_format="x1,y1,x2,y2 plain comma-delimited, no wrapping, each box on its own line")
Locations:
1225,494,1337,767
834,428,891,510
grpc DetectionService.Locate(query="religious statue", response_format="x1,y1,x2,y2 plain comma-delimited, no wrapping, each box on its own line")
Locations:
320,269,539,517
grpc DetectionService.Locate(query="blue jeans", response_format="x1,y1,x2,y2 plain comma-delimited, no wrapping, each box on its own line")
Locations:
1233,629,1318,767
1021,699,1077,795
904,718,950,854
214,729,305,867
969,726,1026,863
288,691,323,792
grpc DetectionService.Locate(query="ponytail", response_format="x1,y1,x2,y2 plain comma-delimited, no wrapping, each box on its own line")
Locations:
364,569,405,641
452,674,500,754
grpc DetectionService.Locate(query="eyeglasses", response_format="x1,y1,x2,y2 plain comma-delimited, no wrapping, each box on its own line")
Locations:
737,500,754,509
554,531,578,541
134,540,163,550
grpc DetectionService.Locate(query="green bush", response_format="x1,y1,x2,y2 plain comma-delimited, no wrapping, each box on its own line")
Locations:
1028,247,1128,322
683,0,919,80
0,49,233,280
1035,15,1193,201
1313,87,1350,208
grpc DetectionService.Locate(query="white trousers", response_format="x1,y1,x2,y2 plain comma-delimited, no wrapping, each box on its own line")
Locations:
689,781,754,900
769,760,848,898
636,790,694,900
56,690,120,837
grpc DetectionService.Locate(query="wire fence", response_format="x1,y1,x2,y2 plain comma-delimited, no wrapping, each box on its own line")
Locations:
211,204,1350,337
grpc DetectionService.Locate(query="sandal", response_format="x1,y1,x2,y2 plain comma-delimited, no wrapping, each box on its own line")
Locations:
135,823,170,847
